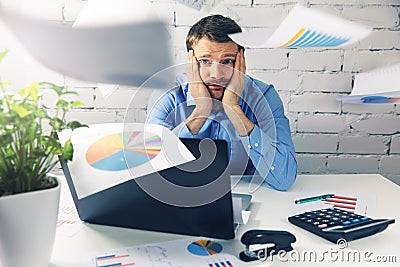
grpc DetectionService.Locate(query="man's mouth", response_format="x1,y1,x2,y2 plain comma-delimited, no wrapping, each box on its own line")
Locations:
207,84,225,90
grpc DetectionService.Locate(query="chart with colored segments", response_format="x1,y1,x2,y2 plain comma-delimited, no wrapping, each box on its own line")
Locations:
86,131,162,171
187,240,223,256
281,27,350,48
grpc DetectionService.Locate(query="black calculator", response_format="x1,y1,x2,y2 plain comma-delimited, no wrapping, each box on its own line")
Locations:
288,208,395,243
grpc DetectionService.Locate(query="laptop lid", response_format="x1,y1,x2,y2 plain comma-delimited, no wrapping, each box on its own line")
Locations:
60,137,235,239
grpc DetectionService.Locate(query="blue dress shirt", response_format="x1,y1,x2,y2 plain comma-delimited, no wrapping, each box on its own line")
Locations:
146,74,297,191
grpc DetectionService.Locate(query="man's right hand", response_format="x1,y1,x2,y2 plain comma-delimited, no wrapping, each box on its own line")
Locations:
185,50,212,134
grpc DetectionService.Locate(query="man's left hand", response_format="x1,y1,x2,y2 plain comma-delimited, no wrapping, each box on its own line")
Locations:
222,48,246,107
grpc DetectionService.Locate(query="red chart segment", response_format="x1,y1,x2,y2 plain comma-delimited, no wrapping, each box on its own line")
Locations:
86,131,162,171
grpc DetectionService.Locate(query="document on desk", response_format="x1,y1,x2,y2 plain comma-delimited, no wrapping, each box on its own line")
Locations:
338,63,400,104
56,187,85,237
289,192,377,216
58,123,195,199
229,5,371,48
89,238,244,267
0,4,171,87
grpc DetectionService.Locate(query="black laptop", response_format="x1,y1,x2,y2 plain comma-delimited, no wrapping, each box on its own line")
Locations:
60,137,237,239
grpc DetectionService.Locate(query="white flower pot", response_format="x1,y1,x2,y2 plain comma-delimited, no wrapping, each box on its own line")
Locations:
0,177,60,267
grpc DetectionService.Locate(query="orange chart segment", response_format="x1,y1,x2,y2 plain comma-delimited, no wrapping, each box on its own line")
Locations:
86,131,163,171
86,134,124,164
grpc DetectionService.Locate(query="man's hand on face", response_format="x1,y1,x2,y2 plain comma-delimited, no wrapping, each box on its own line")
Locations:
222,48,254,137
185,50,213,135
187,50,212,116
222,48,246,108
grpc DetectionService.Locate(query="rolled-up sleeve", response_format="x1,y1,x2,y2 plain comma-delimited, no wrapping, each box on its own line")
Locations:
240,82,297,191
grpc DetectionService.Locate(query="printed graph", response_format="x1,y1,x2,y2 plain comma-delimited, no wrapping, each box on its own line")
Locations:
208,260,234,267
187,240,223,256
280,27,350,48
323,195,357,213
86,131,162,171
95,250,136,267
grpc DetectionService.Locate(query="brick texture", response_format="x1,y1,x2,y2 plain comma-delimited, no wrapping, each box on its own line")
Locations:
2,0,400,185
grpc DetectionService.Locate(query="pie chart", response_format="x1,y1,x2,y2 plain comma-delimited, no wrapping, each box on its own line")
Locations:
86,131,162,171
187,240,223,256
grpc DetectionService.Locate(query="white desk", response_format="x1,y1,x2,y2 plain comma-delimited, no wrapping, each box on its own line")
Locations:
51,174,400,266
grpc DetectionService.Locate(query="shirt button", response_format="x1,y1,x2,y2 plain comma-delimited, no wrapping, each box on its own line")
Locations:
254,142,259,147
271,165,275,170
247,145,252,149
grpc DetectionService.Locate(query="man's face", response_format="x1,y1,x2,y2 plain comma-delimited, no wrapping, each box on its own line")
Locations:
192,37,238,100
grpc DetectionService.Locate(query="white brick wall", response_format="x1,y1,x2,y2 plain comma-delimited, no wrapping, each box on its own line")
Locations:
1,0,399,184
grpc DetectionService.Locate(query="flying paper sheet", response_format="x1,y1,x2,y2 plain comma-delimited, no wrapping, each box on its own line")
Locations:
177,0,207,11
71,0,159,97
58,123,195,199
89,238,244,267
339,63,400,104
73,0,156,27
0,4,172,87
229,5,372,48
177,0,222,11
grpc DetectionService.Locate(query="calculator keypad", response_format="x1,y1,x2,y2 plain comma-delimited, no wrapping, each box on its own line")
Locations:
288,207,395,243
292,208,370,230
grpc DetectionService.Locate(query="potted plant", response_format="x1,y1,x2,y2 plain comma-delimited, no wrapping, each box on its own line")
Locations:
0,49,86,267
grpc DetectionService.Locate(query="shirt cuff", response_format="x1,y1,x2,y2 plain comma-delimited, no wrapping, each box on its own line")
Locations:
241,125,273,155
172,121,194,137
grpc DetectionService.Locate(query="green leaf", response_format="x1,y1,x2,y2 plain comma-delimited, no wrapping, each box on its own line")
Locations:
56,99,69,108
0,48,8,63
61,139,74,161
71,101,84,107
10,103,30,117
67,121,88,131
39,82,64,96
19,82,40,102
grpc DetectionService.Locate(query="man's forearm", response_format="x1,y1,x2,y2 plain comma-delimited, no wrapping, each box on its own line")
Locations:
224,104,254,136
185,107,211,135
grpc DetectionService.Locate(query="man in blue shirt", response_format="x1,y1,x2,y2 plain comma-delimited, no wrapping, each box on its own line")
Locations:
147,15,297,191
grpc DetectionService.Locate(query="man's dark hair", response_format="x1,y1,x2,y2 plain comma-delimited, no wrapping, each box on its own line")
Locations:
186,14,243,52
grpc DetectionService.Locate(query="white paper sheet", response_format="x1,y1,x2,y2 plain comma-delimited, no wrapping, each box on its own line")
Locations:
288,192,376,217
73,0,156,27
339,63,400,104
58,123,195,199
72,0,160,97
0,4,172,87
229,5,371,48
177,0,221,11
89,238,244,267
232,196,251,225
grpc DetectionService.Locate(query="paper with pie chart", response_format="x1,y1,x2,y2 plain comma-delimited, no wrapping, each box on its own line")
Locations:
59,123,195,199
89,238,244,267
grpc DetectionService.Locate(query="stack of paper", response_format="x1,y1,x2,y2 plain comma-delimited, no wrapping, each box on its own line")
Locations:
339,63,400,104
229,5,371,49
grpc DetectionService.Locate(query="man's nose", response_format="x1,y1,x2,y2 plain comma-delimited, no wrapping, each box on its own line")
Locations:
209,62,226,79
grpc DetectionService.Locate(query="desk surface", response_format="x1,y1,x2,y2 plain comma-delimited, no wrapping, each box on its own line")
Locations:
51,174,400,266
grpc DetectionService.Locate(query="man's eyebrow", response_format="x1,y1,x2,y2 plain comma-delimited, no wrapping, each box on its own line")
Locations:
222,53,238,58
